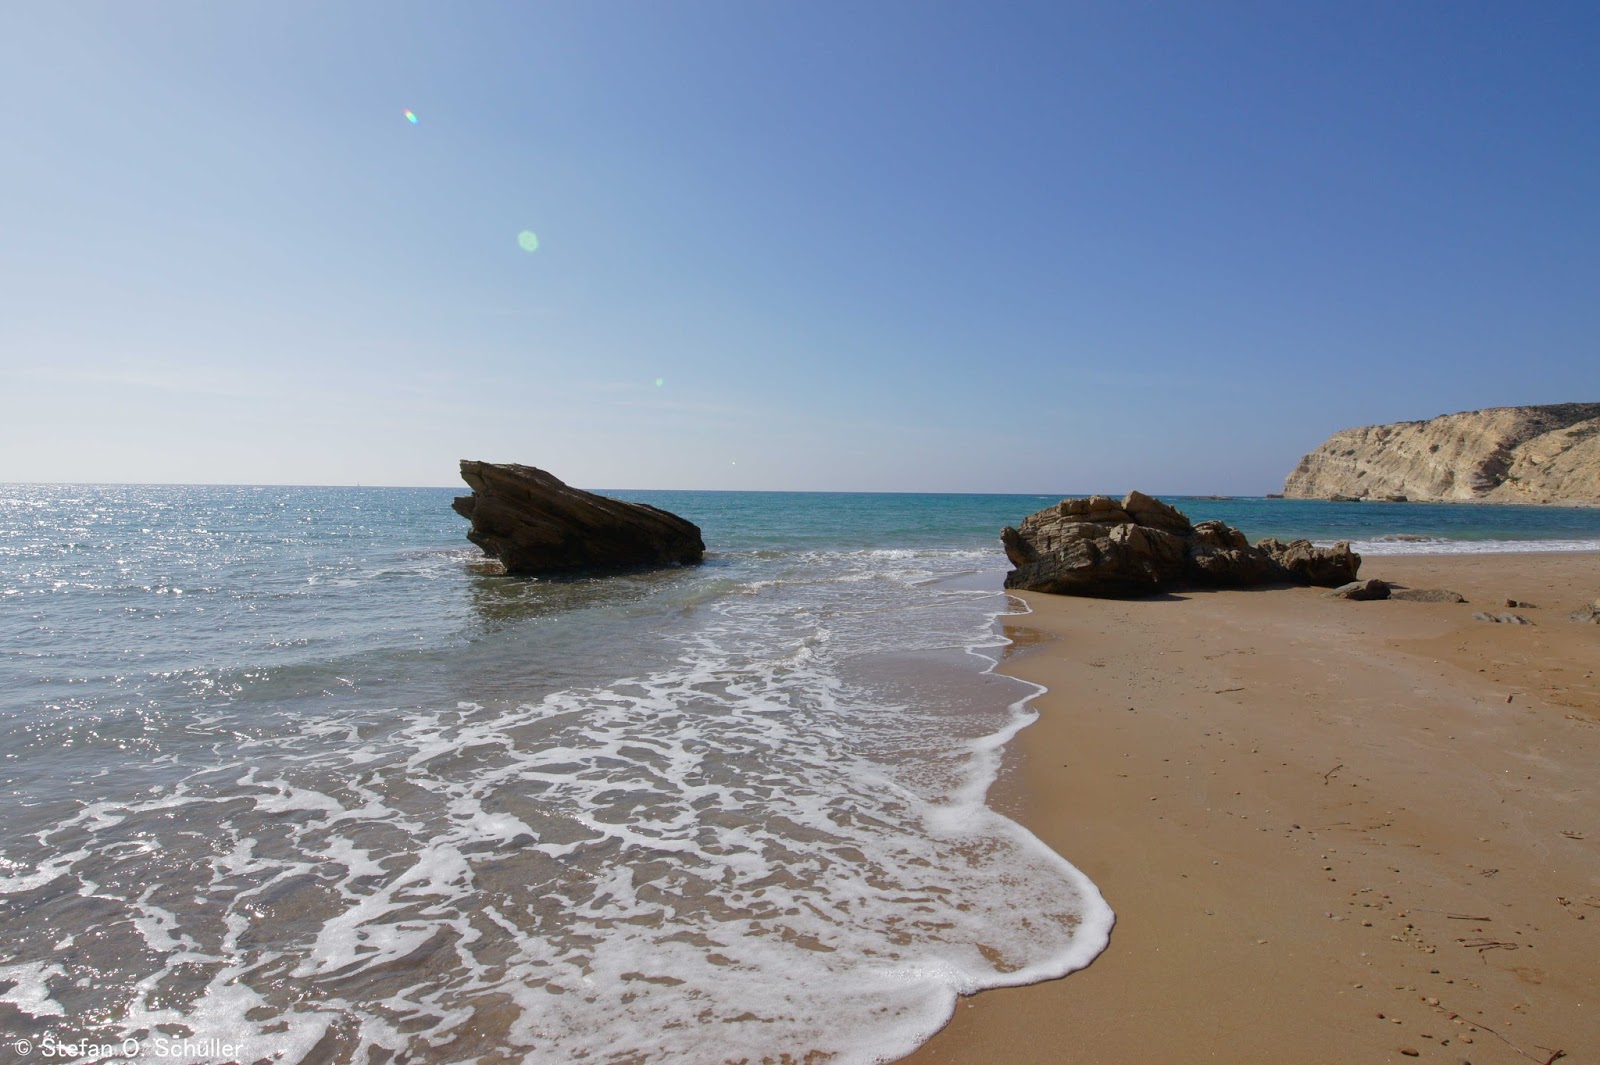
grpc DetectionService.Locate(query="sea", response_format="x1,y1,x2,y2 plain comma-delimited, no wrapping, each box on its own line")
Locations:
4,485,1600,1065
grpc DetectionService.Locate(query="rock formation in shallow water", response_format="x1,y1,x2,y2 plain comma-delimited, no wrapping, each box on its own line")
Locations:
453,461,705,575
1001,491,1359,597
1283,404,1600,503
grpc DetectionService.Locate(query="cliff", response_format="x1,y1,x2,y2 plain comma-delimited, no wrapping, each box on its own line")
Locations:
1283,404,1600,504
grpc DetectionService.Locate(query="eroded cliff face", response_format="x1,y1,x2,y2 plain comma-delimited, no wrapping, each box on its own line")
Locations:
1283,404,1600,504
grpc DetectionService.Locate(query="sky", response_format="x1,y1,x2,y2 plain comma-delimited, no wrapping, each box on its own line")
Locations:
2,1,1598,493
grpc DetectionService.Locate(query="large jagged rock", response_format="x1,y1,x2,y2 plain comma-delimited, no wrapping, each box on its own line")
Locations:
1283,403,1600,503
1002,491,1359,597
1255,537,1362,586
453,461,704,575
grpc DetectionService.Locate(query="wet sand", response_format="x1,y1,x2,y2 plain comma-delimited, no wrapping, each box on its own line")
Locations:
906,553,1600,1065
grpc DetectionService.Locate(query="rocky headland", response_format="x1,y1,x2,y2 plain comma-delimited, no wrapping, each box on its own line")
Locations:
1001,491,1358,597
1283,403,1600,503
453,460,705,576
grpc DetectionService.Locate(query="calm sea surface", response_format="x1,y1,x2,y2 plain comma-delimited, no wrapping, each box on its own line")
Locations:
3,486,1598,1063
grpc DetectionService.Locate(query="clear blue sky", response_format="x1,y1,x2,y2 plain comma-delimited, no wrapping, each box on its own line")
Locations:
3,1,1597,493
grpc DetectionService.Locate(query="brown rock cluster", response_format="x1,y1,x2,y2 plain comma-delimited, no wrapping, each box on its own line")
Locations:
1001,491,1359,597
453,460,705,576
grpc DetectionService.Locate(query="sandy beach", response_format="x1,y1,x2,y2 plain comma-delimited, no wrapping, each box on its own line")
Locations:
907,552,1600,1065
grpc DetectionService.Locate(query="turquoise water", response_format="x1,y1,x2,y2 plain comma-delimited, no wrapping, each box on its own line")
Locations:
1,485,1597,1063
1165,495,1600,552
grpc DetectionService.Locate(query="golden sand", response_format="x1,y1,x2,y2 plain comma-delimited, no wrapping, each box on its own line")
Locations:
905,553,1600,1064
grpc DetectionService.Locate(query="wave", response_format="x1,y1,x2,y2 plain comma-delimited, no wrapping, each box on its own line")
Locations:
0,537,1111,1064
1336,537,1600,556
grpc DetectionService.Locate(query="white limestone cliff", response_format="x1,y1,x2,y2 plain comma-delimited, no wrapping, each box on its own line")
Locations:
1283,404,1600,504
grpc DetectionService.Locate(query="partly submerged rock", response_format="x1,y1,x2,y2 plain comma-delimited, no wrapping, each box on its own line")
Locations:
453,460,704,576
1001,491,1359,597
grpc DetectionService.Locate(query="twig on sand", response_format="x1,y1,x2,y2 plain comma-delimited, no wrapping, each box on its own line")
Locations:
1459,937,1518,952
1322,763,1344,784
1212,687,1246,694
1460,1016,1562,1064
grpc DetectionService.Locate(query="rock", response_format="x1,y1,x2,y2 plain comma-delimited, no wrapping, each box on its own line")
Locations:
1504,598,1536,609
1327,493,1362,502
1002,492,1359,597
1570,601,1600,623
1383,493,1409,502
1389,588,1468,603
1327,579,1391,601
1473,612,1533,625
1283,403,1600,504
453,460,705,575
1122,489,1194,534
1258,538,1361,586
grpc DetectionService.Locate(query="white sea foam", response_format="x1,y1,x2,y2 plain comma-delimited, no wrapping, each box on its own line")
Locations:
0,542,1112,1063
1338,537,1600,555
0,962,67,1017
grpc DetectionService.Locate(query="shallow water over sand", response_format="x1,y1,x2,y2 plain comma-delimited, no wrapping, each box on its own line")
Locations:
0,487,1111,1063
5,486,1596,1062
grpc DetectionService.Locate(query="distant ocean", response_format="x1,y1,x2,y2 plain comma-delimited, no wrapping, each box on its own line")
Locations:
3,486,1599,1064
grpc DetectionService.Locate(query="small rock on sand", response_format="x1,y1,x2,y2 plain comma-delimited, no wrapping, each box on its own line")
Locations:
1390,588,1467,603
1472,612,1533,625
1327,578,1390,601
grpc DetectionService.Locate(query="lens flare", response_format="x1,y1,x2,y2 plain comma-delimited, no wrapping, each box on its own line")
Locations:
403,109,418,124
517,230,540,252
654,377,665,388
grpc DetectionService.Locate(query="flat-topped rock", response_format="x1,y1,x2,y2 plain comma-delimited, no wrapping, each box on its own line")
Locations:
453,460,704,576
1326,578,1390,600
1002,491,1359,597
1389,588,1468,603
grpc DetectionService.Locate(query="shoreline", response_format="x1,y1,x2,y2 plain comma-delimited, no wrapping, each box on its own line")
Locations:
1280,497,1600,507
905,552,1600,1064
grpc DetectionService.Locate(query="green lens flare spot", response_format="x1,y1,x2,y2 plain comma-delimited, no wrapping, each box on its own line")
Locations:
404,109,418,124
654,377,665,388
517,230,540,252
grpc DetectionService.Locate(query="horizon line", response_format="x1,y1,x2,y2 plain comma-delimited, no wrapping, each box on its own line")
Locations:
0,479,1283,498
